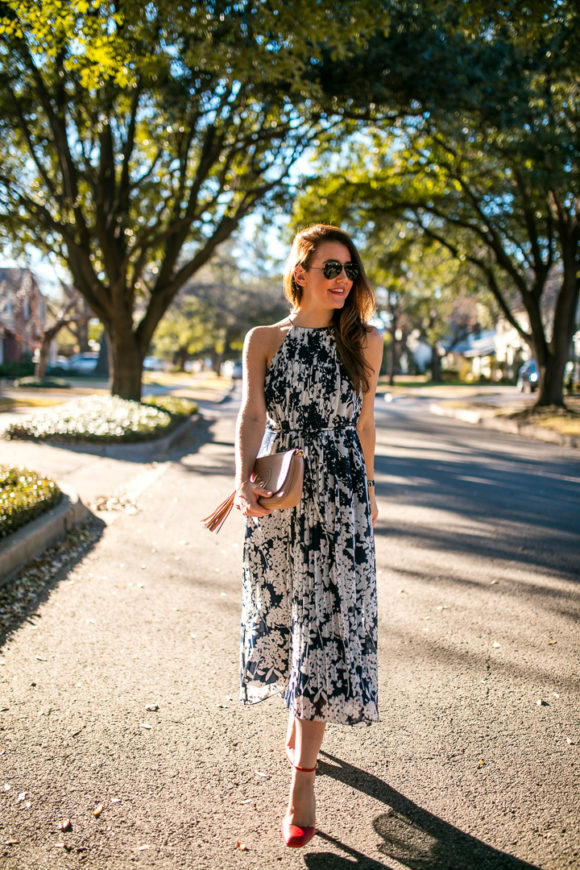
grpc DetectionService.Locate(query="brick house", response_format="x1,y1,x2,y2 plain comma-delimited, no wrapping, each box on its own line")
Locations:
0,268,46,365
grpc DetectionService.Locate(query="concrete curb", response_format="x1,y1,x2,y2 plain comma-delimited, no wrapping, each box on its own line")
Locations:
0,415,203,587
0,486,90,589
430,402,580,448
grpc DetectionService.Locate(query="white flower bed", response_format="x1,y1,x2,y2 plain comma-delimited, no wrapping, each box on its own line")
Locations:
2,395,175,443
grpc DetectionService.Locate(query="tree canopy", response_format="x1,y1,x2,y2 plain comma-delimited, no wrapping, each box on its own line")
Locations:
0,0,375,397
294,0,580,404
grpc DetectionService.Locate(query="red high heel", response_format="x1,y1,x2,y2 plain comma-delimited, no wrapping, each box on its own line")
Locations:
285,745,319,770
281,761,317,848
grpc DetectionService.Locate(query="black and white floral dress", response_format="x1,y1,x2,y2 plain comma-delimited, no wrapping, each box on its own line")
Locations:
240,324,378,726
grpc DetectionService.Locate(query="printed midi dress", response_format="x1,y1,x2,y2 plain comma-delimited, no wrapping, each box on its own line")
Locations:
240,324,378,726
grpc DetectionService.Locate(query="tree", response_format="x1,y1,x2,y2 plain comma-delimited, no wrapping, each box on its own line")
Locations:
0,0,366,399
154,239,288,371
306,0,580,406
35,283,89,379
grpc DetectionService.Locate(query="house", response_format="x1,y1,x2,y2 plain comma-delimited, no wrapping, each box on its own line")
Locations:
0,268,46,365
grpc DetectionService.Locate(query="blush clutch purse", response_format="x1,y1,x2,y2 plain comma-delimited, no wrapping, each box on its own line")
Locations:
202,448,304,533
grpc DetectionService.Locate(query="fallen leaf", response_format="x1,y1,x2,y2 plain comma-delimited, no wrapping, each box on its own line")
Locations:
93,804,104,817
236,840,249,851
59,819,72,832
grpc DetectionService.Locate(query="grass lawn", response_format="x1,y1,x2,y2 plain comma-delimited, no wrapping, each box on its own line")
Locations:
507,397,580,435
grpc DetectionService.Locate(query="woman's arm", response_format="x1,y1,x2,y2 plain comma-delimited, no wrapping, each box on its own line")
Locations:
356,327,384,527
234,327,274,517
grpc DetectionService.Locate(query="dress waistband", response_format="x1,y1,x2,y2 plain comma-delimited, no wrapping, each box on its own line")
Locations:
266,423,356,434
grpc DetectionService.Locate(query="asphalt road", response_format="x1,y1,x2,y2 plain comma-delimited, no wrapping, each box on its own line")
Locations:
0,389,578,870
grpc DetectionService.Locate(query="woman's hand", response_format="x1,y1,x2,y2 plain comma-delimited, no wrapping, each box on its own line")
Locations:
234,480,273,518
369,490,379,527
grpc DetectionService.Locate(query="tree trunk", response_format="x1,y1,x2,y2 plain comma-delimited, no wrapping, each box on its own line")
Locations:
35,335,51,379
530,266,578,408
535,352,567,407
430,343,442,383
209,347,222,374
107,322,144,400
76,307,90,352
95,331,109,378
175,346,189,371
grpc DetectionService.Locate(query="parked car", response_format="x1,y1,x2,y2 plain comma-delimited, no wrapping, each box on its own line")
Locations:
517,359,539,392
46,355,70,373
143,356,165,371
66,352,99,375
221,359,243,379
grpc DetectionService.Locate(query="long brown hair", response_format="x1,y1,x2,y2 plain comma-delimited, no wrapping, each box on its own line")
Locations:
283,224,375,393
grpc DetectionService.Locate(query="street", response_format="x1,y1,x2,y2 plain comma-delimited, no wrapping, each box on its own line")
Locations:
0,389,579,869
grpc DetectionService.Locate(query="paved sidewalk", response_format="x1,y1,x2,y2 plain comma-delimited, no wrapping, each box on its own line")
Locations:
0,375,233,584
0,393,578,868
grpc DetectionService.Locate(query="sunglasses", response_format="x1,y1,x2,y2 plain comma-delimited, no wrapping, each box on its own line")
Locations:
309,259,360,282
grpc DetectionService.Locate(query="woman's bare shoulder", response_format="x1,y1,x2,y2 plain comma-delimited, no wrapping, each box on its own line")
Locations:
363,325,383,349
244,319,291,360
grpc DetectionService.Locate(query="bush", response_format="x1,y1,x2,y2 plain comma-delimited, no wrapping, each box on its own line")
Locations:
0,360,35,378
143,396,198,418
2,394,196,444
0,466,62,540
14,376,70,389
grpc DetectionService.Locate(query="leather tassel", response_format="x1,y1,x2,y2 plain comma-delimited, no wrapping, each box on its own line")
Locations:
201,490,236,533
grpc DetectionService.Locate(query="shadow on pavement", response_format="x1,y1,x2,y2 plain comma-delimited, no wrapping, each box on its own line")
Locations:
307,752,541,870
0,517,105,649
373,412,580,587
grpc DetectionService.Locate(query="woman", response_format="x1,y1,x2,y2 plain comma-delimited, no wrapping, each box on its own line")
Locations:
234,224,382,847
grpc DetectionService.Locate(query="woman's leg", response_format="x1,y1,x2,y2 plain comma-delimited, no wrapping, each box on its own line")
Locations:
285,713,296,761
285,718,326,827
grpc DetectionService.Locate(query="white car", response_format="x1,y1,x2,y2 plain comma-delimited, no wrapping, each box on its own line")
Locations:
67,352,99,374
143,356,166,371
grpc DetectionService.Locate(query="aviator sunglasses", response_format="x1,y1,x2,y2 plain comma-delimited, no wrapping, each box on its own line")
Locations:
309,259,360,282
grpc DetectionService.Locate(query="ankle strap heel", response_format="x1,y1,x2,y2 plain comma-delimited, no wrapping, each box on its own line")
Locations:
291,761,318,773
